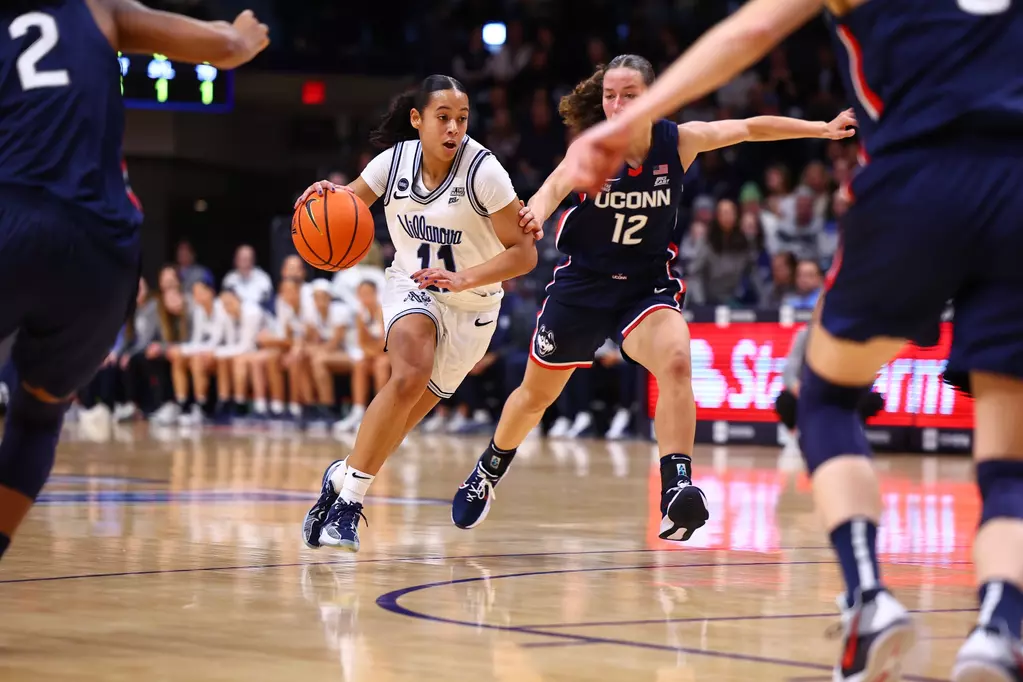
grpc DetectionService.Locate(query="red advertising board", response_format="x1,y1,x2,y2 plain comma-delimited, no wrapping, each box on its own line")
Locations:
649,322,974,429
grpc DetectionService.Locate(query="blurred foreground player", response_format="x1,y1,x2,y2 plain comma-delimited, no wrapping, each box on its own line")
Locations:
559,1,1023,680
0,0,268,560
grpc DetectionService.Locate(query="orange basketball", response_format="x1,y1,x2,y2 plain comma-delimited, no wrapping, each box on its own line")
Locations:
292,189,374,272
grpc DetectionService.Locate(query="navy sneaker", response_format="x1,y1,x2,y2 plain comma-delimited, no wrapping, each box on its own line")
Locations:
829,588,917,682
318,499,368,552
659,482,709,541
302,459,346,549
452,459,503,529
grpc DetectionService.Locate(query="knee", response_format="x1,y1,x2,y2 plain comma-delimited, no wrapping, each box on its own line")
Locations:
389,365,431,401
795,364,873,474
976,459,1023,526
653,347,692,387
8,386,67,432
516,381,561,411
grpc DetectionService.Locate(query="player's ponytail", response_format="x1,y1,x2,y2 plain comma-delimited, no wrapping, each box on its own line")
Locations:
370,74,468,149
559,54,657,133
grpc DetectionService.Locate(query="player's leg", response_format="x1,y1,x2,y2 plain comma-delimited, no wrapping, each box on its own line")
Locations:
453,297,604,529
373,353,391,392
952,372,1023,681
305,312,437,551
0,230,137,560
620,306,708,542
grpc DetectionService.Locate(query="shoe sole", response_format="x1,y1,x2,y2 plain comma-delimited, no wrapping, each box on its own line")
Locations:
300,459,346,550
841,620,917,682
658,487,709,541
452,493,492,530
951,661,1016,682
318,535,359,553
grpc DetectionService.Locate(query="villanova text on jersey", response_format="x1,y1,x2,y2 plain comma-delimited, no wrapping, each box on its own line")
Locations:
556,119,684,277
397,214,464,246
0,1,142,246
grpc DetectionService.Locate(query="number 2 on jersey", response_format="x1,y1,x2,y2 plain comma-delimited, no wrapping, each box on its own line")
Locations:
611,213,647,245
417,243,456,292
9,13,70,91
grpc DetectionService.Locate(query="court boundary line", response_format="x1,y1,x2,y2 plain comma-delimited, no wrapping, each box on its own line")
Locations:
374,560,952,682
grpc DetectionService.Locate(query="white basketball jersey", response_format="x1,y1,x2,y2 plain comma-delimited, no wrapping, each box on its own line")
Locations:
362,136,517,311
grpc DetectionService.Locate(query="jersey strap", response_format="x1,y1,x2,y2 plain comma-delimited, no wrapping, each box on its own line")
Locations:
465,149,493,217
410,138,470,206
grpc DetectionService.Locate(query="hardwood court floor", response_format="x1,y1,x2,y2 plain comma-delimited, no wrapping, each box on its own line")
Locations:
0,423,980,681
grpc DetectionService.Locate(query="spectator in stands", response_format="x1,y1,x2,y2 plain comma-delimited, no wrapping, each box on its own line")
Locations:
782,259,824,310
485,107,521,167
270,278,310,421
166,276,231,427
77,328,126,433
800,160,831,219
222,244,274,310
333,280,387,434
159,263,183,294
759,251,798,309
688,198,756,305
594,342,639,440
280,254,314,313
116,277,160,421
331,241,386,310
739,211,771,305
819,189,847,270
304,280,354,426
216,288,275,420
452,26,491,90
148,269,190,425
489,20,531,85
773,187,825,261
175,240,212,293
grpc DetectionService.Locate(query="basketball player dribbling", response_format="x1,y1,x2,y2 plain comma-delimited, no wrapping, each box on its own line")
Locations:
297,75,538,553
561,1,1023,680
449,53,857,541
0,1,268,562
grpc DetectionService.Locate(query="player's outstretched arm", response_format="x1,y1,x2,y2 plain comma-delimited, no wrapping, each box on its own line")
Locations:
677,108,857,168
561,0,823,195
106,1,269,70
515,160,578,241
413,198,538,293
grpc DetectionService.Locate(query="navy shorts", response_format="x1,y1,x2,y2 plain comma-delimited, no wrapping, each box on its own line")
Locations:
0,190,140,398
530,261,685,369
824,137,1023,393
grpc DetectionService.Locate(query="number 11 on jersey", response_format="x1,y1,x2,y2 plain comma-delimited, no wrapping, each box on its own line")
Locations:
417,243,456,291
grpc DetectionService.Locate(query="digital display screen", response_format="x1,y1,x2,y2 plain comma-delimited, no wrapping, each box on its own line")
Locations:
648,321,974,429
118,53,233,112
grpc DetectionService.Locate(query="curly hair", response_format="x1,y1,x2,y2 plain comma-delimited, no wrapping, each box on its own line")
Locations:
558,54,656,133
369,75,467,149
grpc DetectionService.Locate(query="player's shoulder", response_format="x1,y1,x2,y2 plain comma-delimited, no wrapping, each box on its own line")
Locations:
653,119,681,144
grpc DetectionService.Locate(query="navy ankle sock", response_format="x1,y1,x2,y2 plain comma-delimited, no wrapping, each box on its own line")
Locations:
660,454,692,491
979,581,1023,638
830,517,881,607
482,440,516,476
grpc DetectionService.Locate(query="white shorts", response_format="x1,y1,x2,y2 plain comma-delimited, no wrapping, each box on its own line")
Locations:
382,273,499,399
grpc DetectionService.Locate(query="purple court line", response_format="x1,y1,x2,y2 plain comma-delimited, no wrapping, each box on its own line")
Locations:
519,607,975,630
375,562,947,682
521,640,595,649
0,545,973,586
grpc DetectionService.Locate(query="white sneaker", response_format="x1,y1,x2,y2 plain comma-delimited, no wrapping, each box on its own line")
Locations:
605,408,631,439
548,416,572,438
566,411,593,438
178,404,204,427
332,406,364,435
150,402,180,426
445,412,469,434
952,623,1023,682
421,411,447,434
113,402,137,422
830,588,917,682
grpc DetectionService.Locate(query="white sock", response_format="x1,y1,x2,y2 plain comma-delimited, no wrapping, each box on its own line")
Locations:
289,402,302,417
253,398,267,414
270,400,284,414
339,466,374,504
349,404,365,418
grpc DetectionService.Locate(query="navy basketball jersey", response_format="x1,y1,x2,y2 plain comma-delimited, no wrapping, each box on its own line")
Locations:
555,119,683,277
828,0,1023,158
0,0,141,240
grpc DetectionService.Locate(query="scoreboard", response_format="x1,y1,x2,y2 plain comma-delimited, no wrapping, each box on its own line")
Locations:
118,53,233,112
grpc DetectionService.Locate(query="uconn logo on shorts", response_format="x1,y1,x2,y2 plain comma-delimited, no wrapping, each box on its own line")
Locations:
534,325,556,357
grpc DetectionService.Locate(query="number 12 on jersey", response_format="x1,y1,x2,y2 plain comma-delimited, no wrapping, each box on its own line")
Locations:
417,243,456,292
611,213,647,245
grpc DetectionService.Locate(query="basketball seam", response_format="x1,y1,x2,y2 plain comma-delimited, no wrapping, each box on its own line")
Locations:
323,190,336,268
296,200,333,270
334,191,361,268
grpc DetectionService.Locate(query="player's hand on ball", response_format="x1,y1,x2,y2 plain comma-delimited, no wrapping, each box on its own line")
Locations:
823,108,857,140
518,201,544,241
293,180,349,209
412,269,467,293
